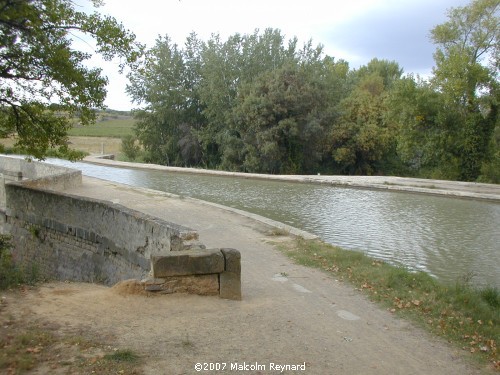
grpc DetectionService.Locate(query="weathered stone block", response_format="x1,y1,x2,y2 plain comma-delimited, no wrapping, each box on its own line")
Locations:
221,248,241,272
220,248,241,300
219,272,241,300
151,248,224,278
144,274,219,295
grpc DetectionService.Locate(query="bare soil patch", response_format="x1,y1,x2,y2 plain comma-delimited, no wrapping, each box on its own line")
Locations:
1,275,491,375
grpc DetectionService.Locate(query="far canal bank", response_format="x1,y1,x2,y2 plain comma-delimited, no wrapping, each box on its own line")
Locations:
84,155,500,202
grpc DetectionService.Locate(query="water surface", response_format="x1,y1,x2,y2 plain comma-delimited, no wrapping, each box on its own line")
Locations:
48,159,500,288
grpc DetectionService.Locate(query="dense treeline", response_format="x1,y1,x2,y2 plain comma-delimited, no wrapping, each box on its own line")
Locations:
125,0,499,182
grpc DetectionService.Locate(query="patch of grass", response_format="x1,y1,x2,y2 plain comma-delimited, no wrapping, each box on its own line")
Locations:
277,238,499,370
268,227,290,236
0,314,142,374
104,349,140,362
0,325,56,373
481,287,499,309
68,118,135,138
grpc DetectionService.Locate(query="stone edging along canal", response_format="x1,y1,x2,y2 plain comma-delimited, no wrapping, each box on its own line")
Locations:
84,155,500,203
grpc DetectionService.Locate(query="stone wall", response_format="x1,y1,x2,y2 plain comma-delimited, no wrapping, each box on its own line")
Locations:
0,156,200,285
0,155,241,299
0,156,82,207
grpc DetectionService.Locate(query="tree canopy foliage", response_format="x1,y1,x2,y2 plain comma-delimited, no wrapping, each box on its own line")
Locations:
1,0,497,182
127,0,498,182
0,0,142,158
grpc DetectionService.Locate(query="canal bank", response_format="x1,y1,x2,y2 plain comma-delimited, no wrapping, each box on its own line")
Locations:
84,155,500,202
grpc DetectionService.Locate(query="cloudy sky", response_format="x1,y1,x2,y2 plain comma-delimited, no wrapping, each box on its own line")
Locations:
86,0,470,110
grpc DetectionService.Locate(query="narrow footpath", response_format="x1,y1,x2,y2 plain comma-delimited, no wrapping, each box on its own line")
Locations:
18,175,482,374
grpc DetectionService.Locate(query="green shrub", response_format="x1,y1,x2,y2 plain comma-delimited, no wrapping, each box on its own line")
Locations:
0,235,22,289
121,135,140,160
0,235,39,289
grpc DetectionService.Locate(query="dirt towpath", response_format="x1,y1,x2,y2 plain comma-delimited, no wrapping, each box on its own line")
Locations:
2,177,487,374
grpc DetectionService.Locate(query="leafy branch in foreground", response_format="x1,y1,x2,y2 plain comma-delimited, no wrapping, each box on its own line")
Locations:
0,0,143,159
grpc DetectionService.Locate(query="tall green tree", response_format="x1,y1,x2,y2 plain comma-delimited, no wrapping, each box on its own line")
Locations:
197,29,298,168
127,36,203,165
227,61,337,174
330,59,402,175
195,33,242,167
0,0,142,159
430,0,499,180
389,76,460,178
221,40,347,174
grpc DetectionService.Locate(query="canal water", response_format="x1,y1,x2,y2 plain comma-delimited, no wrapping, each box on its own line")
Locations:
48,159,500,288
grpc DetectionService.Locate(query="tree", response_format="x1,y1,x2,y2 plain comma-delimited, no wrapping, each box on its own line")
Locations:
389,0,499,181
389,76,461,178
330,59,402,175
228,60,338,174
127,34,205,166
430,0,499,180
129,29,327,171
197,29,298,168
0,0,142,159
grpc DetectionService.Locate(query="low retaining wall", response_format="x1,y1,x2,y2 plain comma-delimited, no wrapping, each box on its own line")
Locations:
0,155,241,299
3,182,201,285
0,156,206,287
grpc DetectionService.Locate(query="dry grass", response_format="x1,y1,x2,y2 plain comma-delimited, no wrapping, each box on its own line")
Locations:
66,136,123,156
0,293,142,374
0,136,123,157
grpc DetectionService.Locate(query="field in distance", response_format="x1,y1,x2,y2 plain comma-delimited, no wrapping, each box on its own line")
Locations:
1,110,134,157
67,110,135,138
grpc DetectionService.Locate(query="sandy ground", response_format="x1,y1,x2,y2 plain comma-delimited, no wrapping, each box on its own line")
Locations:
1,177,490,374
